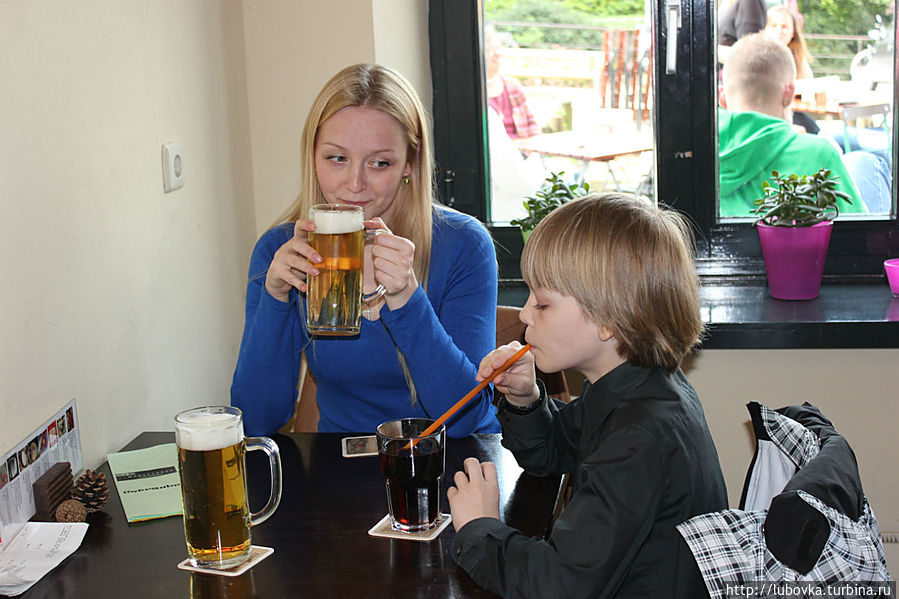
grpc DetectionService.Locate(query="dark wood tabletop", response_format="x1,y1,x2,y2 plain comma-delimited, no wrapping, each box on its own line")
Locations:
22,431,562,598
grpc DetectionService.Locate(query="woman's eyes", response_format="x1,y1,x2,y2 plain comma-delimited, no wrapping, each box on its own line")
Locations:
324,156,391,169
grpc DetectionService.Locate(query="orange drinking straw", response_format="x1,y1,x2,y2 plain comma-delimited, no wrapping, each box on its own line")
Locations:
408,344,532,448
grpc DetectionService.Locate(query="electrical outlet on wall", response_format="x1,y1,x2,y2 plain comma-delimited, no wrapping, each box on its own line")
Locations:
161,142,184,192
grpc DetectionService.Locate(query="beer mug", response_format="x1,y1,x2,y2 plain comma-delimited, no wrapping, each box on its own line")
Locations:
306,203,386,336
376,418,446,532
174,406,282,569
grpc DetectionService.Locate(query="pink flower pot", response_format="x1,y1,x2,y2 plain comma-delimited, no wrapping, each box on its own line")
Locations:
885,258,899,296
757,221,833,300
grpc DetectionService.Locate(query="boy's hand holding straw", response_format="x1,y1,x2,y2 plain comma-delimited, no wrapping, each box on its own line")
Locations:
476,341,539,410
446,342,537,531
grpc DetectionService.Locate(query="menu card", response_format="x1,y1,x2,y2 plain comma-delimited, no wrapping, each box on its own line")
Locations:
106,444,182,523
0,522,88,596
0,400,83,550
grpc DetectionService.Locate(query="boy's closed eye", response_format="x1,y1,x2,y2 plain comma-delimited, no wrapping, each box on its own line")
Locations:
530,294,548,310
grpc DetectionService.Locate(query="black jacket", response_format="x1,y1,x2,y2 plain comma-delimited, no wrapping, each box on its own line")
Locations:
452,362,728,598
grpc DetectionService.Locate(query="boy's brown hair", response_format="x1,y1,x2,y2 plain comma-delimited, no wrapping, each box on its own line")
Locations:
520,193,704,372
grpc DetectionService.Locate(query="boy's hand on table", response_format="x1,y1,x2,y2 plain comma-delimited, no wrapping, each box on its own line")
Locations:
447,457,500,530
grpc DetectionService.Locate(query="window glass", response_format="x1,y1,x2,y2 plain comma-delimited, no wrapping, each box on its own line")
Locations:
716,0,895,221
428,0,899,279
482,3,655,224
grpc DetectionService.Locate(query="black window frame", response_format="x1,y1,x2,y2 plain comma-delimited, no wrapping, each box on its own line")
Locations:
428,0,899,283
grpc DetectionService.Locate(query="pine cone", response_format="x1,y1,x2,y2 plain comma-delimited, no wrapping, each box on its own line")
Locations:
72,469,109,512
56,499,87,522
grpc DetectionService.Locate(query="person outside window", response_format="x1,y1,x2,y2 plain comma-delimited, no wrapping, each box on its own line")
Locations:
485,26,540,140
718,0,768,63
718,34,871,216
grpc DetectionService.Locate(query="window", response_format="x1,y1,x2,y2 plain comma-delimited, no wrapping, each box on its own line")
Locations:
428,0,899,282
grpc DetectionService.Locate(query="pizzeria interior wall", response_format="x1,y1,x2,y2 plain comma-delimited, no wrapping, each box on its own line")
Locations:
1,1,256,473
0,0,426,485
1,0,895,567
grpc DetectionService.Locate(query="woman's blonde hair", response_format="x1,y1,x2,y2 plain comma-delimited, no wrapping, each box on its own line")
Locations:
278,63,436,286
521,193,704,372
767,6,813,75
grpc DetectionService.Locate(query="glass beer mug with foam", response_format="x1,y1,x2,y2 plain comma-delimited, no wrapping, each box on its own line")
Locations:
306,203,387,336
174,406,282,569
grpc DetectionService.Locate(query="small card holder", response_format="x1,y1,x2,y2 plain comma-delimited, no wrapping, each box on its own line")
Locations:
32,462,73,521
367,514,452,542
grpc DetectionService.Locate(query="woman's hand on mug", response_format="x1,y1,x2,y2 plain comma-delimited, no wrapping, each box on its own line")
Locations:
364,218,418,310
265,219,321,302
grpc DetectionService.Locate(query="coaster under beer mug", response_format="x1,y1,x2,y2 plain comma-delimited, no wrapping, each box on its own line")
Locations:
367,513,452,542
177,545,274,577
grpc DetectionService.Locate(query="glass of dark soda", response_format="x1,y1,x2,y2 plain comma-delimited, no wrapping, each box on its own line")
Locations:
375,418,445,532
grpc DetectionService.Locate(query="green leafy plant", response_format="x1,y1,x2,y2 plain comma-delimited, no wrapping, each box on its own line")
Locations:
751,168,852,227
510,172,590,232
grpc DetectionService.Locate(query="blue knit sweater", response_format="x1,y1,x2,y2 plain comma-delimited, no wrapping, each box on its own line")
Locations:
231,206,501,437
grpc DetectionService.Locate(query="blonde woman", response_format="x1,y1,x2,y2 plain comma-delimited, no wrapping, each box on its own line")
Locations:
765,5,813,80
232,64,500,437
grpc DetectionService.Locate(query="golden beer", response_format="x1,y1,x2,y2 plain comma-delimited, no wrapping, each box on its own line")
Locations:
175,407,281,570
306,204,385,336
178,442,251,567
307,227,365,336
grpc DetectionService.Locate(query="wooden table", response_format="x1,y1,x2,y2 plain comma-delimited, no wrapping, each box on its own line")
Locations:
21,432,562,598
791,99,844,118
791,89,893,121
516,130,653,190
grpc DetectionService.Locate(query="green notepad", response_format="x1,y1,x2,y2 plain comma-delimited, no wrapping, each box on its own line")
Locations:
106,443,183,523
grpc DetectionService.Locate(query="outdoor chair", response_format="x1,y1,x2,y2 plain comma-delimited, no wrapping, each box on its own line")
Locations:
841,102,892,155
599,29,652,126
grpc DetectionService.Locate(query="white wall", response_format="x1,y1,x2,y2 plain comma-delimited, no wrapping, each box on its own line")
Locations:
0,1,255,469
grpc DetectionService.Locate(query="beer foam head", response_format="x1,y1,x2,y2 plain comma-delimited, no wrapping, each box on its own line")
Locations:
312,206,363,234
175,409,244,451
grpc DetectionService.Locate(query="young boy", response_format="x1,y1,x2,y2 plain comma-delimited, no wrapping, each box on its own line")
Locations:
447,193,727,598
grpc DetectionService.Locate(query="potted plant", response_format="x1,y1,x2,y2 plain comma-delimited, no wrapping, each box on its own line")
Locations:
510,172,590,241
750,168,852,300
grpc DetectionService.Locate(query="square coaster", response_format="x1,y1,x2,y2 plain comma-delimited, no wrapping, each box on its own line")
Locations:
176,545,274,577
367,513,452,542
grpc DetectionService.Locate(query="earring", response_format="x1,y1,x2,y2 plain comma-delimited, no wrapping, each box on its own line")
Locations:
402,174,410,185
